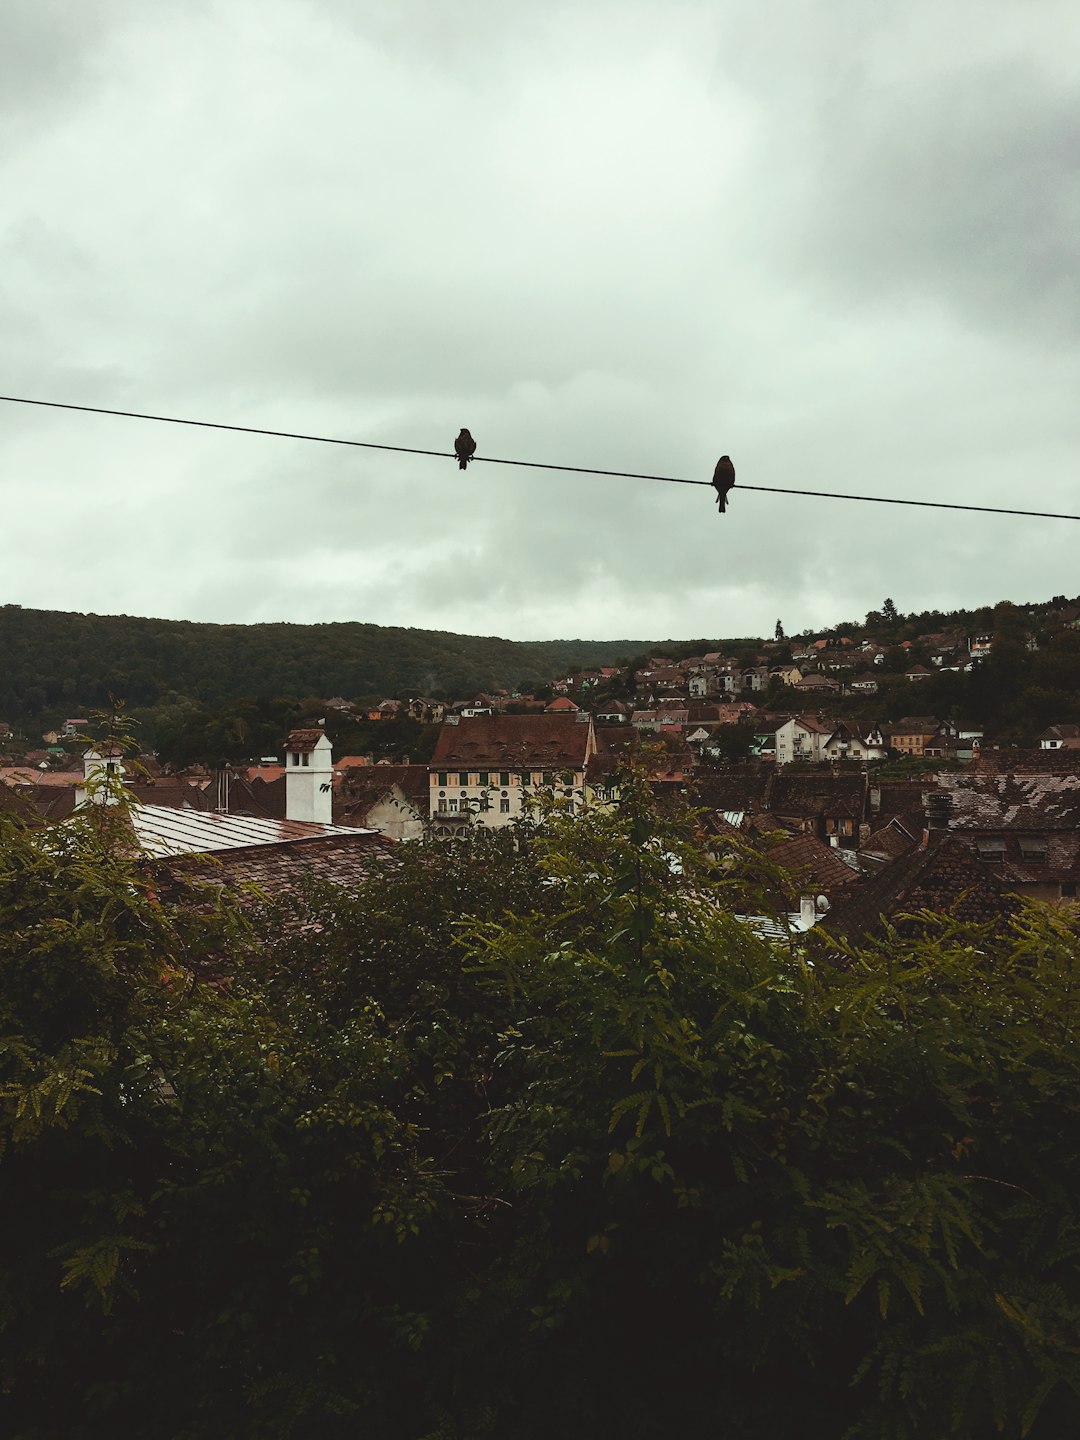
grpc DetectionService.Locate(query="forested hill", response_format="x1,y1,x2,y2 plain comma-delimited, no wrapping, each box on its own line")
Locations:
0,604,648,719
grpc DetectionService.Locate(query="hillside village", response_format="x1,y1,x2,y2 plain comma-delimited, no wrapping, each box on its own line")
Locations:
4,597,1080,939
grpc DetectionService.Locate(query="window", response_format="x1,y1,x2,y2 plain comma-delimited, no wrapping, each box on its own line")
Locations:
1019,840,1048,863
478,771,489,785
500,798,510,813
437,772,448,786
976,839,1006,862
448,799,458,813
438,799,448,813
500,771,510,786
301,753,309,767
542,772,553,785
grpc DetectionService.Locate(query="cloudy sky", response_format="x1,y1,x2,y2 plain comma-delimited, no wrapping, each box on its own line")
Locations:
2,0,1078,643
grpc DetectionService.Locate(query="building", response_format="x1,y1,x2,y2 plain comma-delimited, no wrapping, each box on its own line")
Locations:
429,713,596,828
1040,724,1080,750
885,717,941,757
774,716,835,766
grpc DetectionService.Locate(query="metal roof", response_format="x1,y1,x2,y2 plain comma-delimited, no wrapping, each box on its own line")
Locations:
129,804,375,858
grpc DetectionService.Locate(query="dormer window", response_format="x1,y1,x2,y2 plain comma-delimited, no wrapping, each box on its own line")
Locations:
976,839,1006,862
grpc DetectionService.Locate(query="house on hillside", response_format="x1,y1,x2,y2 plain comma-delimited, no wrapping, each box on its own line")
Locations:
1040,724,1080,750
885,717,941,757
774,716,835,766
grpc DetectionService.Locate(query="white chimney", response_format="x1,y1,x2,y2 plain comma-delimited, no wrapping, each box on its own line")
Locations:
77,746,125,807
284,728,333,824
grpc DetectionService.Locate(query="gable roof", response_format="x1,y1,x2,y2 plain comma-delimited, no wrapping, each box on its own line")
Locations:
821,833,1013,943
431,715,592,769
764,832,860,896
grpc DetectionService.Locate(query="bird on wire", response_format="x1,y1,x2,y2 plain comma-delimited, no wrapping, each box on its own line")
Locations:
711,455,735,513
455,428,477,470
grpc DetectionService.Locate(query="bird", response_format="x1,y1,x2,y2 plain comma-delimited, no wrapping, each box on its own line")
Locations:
711,455,735,513
455,428,477,470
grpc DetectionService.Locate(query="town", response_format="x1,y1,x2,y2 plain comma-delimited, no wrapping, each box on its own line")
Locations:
4,596,1079,940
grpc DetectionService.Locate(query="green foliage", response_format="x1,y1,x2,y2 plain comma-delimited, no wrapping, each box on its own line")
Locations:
3,778,1080,1436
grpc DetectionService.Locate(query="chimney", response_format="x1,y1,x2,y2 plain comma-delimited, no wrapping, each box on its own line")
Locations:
77,746,125,807
919,789,953,848
926,791,952,834
284,728,333,824
213,762,231,814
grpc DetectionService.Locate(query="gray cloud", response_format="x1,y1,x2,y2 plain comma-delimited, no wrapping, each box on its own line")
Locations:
1,0,1077,643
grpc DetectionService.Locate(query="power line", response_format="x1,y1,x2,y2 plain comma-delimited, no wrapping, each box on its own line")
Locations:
2,392,1077,521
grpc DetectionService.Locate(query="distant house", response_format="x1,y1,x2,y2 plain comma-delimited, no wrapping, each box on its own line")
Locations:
595,700,629,724
848,672,879,695
904,664,933,682
885,717,942,757
1040,724,1080,750
742,666,770,693
794,673,840,695
61,719,89,738
769,664,802,687
774,715,835,766
821,723,887,764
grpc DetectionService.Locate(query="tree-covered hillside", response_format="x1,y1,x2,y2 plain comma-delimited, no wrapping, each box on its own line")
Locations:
0,605,649,721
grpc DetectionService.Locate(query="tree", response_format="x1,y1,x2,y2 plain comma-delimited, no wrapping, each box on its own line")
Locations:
882,597,899,625
774,619,785,642
5,776,1080,1437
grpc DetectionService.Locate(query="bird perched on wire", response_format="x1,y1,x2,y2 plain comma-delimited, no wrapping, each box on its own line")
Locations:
455,428,477,470
711,455,735,513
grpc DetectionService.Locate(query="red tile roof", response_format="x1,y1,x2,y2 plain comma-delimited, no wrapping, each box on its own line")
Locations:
431,715,592,769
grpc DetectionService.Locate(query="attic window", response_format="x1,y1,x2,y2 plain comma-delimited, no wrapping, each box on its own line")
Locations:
1019,840,1048,863
976,839,1006,862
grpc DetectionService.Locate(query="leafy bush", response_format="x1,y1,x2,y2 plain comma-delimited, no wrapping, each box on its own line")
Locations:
2,782,1080,1438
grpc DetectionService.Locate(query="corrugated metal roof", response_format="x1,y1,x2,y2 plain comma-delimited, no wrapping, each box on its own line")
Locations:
130,804,375,858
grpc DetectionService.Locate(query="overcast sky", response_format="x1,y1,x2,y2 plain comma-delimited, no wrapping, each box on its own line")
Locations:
2,0,1078,643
